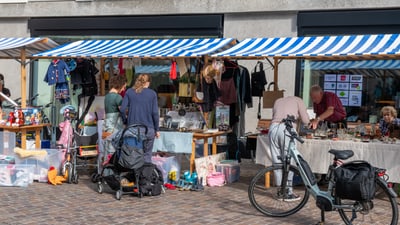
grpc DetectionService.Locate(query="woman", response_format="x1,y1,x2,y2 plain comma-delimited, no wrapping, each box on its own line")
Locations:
103,75,127,154
120,74,160,163
379,106,400,137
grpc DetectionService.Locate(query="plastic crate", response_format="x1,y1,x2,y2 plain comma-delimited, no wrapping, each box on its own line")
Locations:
0,131,16,156
14,149,64,182
216,160,240,183
0,164,35,187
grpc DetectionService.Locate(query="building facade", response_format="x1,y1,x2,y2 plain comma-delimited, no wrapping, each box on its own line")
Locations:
0,0,399,132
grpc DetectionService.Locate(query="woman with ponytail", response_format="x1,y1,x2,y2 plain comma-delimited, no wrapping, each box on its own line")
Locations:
120,74,160,163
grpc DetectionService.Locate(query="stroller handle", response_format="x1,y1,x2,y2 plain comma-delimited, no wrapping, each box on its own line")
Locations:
119,124,149,143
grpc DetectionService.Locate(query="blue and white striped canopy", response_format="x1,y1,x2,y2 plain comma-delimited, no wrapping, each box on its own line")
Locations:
304,59,400,70
0,37,58,58
34,38,236,58
212,34,400,59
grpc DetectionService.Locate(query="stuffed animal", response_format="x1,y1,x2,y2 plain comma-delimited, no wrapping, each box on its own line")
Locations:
47,166,66,185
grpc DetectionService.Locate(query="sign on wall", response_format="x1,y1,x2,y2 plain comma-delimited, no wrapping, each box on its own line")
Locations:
324,74,363,107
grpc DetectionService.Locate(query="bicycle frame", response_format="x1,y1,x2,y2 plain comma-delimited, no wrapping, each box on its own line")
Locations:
282,124,396,213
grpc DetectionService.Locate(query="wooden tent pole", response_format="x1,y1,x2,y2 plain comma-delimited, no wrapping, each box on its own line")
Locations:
273,57,279,91
21,47,27,108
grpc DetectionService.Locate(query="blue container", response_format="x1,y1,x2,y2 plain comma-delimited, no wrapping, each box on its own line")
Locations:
41,140,51,149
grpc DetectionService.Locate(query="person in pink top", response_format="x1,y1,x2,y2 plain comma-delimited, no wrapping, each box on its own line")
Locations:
268,96,310,201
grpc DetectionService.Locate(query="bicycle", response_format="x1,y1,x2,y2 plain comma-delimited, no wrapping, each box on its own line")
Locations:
248,115,398,225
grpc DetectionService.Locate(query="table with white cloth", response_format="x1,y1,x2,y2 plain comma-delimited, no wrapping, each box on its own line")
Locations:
256,134,400,183
153,131,228,173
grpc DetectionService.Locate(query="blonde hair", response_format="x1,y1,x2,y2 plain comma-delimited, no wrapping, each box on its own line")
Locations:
203,64,219,78
133,74,151,93
381,106,397,118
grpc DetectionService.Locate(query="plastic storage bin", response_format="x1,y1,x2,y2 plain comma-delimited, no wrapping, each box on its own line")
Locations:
216,160,240,183
152,155,181,183
15,149,64,182
0,164,35,187
0,131,16,156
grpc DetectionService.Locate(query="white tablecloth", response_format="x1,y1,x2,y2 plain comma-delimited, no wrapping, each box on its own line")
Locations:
256,135,400,183
152,131,193,153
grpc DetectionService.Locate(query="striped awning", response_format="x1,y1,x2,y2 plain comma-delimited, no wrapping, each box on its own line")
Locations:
304,60,400,70
212,34,400,59
0,37,58,59
33,38,236,58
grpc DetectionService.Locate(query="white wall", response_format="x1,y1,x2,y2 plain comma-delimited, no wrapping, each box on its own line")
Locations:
224,12,297,133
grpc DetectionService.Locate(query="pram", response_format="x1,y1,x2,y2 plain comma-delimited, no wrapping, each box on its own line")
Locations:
58,105,99,184
97,124,163,200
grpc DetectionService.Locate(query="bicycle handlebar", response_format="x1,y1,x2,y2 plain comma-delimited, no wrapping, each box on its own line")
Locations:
281,115,304,144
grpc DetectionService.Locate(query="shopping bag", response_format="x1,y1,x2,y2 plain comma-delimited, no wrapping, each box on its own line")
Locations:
251,61,267,97
263,82,284,108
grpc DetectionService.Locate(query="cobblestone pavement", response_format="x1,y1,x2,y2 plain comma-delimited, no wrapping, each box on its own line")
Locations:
0,158,398,225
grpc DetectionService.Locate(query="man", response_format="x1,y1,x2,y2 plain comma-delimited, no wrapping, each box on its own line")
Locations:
268,96,310,201
309,85,346,129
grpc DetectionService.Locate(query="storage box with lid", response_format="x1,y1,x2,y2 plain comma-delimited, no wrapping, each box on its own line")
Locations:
14,149,64,182
0,164,35,187
215,160,240,183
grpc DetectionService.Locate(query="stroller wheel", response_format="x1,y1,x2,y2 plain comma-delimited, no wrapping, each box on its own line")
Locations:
73,174,79,184
116,190,122,200
91,173,99,183
97,183,103,194
66,165,73,184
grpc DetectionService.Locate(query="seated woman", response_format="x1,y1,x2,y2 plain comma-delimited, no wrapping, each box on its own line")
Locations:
379,106,400,138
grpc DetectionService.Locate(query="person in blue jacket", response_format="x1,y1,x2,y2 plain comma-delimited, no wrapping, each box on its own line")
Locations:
120,74,160,163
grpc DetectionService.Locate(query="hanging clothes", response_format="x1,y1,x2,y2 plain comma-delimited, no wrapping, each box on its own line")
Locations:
55,82,70,104
198,78,220,112
44,59,70,85
170,60,177,80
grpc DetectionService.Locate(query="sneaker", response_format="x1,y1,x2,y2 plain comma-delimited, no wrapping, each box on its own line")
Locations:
283,193,301,202
276,193,301,202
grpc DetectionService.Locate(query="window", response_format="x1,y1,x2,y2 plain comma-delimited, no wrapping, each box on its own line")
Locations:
299,59,400,123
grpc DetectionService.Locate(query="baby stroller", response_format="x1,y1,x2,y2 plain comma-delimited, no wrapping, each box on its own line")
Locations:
97,124,163,200
59,105,99,184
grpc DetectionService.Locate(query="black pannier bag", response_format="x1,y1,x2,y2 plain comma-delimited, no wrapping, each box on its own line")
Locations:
334,161,376,201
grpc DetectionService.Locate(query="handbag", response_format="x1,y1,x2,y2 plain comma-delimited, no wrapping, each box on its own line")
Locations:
251,61,267,97
263,82,284,108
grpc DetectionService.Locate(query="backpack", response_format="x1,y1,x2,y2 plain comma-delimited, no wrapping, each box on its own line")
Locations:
138,163,164,196
334,161,376,201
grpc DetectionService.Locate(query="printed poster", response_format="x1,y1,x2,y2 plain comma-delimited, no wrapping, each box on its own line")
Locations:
336,82,349,90
348,91,362,106
336,90,349,98
349,82,362,91
350,75,363,83
324,82,336,90
337,74,350,82
324,74,337,82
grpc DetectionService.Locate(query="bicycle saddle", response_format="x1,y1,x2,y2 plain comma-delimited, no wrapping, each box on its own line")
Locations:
328,149,354,160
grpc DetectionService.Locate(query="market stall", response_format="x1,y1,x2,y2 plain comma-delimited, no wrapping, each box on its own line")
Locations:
0,37,59,149
211,34,400,180
33,38,240,176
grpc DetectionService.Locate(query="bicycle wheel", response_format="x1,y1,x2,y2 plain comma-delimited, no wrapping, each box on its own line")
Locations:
248,165,310,217
337,177,398,225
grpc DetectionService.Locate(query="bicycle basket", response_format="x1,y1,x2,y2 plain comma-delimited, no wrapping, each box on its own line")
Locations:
334,160,376,201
